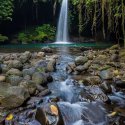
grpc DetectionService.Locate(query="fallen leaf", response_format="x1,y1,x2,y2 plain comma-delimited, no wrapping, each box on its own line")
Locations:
6,114,14,121
107,112,117,117
50,105,58,116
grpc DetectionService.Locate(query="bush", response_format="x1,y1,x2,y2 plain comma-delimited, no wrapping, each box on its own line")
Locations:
34,24,56,41
0,34,8,42
17,24,56,43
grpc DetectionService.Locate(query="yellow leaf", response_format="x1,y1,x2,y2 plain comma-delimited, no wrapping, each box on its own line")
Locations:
6,114,14,121
50,105,58,116
108,112,117,117
113,70,119,76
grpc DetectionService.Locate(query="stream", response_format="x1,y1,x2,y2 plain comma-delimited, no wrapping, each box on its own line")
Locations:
3,47,125,125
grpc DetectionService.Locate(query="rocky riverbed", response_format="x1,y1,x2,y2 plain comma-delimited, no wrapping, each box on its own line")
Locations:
0,45,125,125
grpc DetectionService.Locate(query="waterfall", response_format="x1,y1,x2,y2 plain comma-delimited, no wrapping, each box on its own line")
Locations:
56,0,69,43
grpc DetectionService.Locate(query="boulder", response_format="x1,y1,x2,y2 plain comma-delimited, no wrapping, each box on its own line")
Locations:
32,72,47,85
41,47,53,53
0,75,6,82
6,68,22,76
22,68,35,77
0,64,2,74
37,52,45,58
47,59,56,72
1,64,9,73
75,56,88,66
8,60,23,69
20,51,31,63
0,85,30,109
109,44,119,50
7,75,23,86
99,69,113,80
111,54,119,62
19,80,37,95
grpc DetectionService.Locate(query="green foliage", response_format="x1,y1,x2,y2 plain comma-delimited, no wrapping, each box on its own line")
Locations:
17,24,56,43
34,24,56,41
0,34,8,42
0,0,14,21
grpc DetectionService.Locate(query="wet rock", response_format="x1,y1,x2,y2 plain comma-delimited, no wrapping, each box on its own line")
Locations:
86,85,110,103
0,64,2,74
111,54,119,62
0,75,6,82
32,72,47,85
6,68,22,76
47,59,56,72
75,65,86,72
41,47,53,53
66,62,76,73
100,81,112,94
99,69,113,80
109,44,119,50
7,75,23,86
22,68,35,77
8,60,23,69
19,80,37,95
47,74,53,82
37,52,45,58
0,85,30,109
20,51,31,63
38,89,51,97
1,64,9,73
115,80,125,88
75,56,88,66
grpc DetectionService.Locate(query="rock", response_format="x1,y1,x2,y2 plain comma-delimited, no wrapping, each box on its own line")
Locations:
38,89,51,97
6,68,22,76
115,80,125,88
75,56,88,66
32,72,47,85
66,62,76,73
99,69,113,80
41,47,53,53
24,75,31,81
109,44,119,50
20,51,31,63
37,52,45,58
0,55,4,63
47,74,53,82
111,54,119,62
0,64,2,74
47,59,56,72
7,75,23,86
75,65,86,72
86,85,110,103
0,85,30,109
0,75,6,82
8,60,23,69
100,81,112,94
22,68,35,77
1,64,9,73
19,80,37,95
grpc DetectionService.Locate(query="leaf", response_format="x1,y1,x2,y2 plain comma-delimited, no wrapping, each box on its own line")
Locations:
107,112,117,117
6,114,14,121
50,105,58,116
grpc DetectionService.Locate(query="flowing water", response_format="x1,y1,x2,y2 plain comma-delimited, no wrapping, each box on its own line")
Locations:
56,0,69,43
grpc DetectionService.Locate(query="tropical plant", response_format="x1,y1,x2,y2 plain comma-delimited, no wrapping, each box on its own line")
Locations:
0,34,8,42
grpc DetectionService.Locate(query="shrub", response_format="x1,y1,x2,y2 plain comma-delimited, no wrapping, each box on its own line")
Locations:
0,34,8,42
34,24,56,42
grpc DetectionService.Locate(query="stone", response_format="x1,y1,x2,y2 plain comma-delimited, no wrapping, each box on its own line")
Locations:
37,52,45,58
0,85,30,109
22,68,35,77
47,59,56,72
99,69,113,80
0,64,2,74
0,75,6,82
19,80,37,95
7,75,23,86
41,47,53,53
115,80,125,88
111,54,119,62
32,72,47,85
8,60,23,69
75,56,88,66
109,44,119,50
6,68,22,76
20,51,31,63
1,64,9,73
75,65,86,72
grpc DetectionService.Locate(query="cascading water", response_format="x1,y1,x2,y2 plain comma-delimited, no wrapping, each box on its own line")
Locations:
56,0,69,43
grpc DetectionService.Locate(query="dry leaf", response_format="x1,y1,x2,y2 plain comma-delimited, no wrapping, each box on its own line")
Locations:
50,105,58,116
